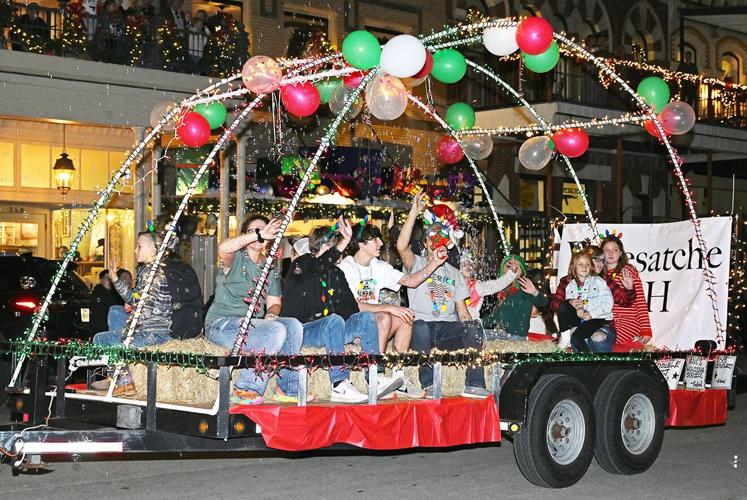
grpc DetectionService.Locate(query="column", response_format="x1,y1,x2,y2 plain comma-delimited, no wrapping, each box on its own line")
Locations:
616,137,623,221
151,144,162,219
132,127,146,235
707,151,713,213
235,136,247,227
219,148,229,241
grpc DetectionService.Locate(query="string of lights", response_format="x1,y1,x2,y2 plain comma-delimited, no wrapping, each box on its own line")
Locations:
458,113,650,137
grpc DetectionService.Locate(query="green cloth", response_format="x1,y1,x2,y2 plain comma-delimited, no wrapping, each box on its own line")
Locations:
483,288,548,338
500,254,527,276
205,249,282,325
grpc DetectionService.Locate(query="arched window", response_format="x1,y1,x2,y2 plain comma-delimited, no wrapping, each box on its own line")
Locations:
720,52,740,82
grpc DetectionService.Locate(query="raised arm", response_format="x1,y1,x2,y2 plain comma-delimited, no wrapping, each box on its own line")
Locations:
398,247,448,288
397,191,427,271
217,217,281,271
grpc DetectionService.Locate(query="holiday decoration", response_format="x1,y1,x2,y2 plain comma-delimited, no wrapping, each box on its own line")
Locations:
150,101,180,132
637,76,671,112
61,1,88,57
194,101,227,129
519,136,554,170
461,134,494,160
643,119,670,140
365,72,408,121
445,102,476,131
515,17,554,55
436,135,464,164
177,112,212,148
551,128,589,158
343,70,367,89
329,84,363,120
431,49,467,84
242,56,283,93
380,34,427,78
483,25,519,56
280,155,302,175
521,41,559,73
341,30,381,70
280,82,321,117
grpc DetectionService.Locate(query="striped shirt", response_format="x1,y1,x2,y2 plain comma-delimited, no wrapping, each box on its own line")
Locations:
605,264,652,344
113,262,173,338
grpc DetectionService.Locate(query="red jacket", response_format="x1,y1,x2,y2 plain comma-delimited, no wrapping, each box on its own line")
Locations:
606,264,652,343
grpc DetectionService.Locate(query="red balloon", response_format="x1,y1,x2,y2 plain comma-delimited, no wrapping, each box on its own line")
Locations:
437,135,464,164
177,112,211,148
280,82,320,117
643,120,670,140
551,128,589,158
343,70,367,89
412,51,434,79
515,17,554,55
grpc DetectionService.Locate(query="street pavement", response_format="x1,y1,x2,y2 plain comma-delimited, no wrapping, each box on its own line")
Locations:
1,390,745,499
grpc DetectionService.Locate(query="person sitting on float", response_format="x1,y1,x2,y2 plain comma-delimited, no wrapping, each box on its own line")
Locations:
396,191,489,399
525,268,559,341
601,234,652,348
92,231,173,397
277,218,402,403
481,254,548,341
556,251,614,352
460,250,518,322
203,214,303,405
551,244,618,351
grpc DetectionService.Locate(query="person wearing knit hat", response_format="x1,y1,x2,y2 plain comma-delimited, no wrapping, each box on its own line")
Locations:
482,254,549,340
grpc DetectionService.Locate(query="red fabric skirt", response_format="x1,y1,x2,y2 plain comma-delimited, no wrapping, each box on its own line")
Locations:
666,389,728,427
231,396,501,451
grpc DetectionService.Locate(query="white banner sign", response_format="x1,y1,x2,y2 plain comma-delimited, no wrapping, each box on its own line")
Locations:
656,358,685,390
557,218,732,349
711,355,737,389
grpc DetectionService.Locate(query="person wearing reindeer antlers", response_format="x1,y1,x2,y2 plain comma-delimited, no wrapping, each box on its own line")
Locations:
396,190,490,399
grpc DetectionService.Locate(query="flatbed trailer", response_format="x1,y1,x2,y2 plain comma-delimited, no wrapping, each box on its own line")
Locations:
0,342,731,488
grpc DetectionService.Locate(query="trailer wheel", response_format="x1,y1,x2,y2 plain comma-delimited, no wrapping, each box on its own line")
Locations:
594,370,665,475
513,374,595,488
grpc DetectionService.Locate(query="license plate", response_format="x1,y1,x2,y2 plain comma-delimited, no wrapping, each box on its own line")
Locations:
80,308,90,323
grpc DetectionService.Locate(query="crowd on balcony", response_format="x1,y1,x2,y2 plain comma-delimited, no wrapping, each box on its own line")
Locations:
0,0,249,77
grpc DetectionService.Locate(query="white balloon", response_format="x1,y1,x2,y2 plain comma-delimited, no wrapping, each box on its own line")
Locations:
365,73,408,121
149,101,179,132
518,136,553,170
483,26,519,56
462,134,494,160
329,84,363,120
380,34,427,78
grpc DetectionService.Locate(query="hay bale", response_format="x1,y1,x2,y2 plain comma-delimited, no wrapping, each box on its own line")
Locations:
127,338,557,405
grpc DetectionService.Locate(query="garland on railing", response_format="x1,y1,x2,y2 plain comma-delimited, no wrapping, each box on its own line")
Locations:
157,19,186,70
125,14,148,66
61,1,87,56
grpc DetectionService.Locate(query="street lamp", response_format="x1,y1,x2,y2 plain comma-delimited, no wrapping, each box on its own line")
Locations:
53,124,75,195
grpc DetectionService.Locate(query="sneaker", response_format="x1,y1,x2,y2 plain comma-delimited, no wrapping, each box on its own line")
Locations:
271,388,316,404
90,378,113,391
389,379,426,399
461,386,491,399
375,374,404,399
330,380,368,403
230,388,264,405
557,329,573,350
112,382,136,398
422,385,435,399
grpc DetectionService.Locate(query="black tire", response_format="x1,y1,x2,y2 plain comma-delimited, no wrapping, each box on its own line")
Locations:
593,370,666,475
513,374,595,488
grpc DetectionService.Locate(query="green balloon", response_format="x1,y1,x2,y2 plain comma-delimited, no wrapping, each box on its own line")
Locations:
637,76,670,112
315,79,341,105
194,101,227,129
431,49,467,84
445,102,475,131
342,30,381,70
281,155,301,175
521,41,559,73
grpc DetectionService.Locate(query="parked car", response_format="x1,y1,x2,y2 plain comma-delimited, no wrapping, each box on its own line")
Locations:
0,254,92,403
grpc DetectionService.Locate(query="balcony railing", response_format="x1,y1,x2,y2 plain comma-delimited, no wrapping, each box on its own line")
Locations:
456,54,747,129
1,2,248,77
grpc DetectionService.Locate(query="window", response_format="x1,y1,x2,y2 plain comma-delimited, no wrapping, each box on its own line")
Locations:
561,182,588,215
720,52,739,82
0,142,13,187
20,144,51,188
519,177,545,212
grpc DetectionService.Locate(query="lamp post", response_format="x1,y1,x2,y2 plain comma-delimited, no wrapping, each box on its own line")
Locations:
53,124,75,195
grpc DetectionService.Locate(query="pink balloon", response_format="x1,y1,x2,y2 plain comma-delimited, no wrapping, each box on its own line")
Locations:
437,135,464,164
551,128,589,158
412,51,434,79
344,70,367,89
241,56,282,94
515,17,554,55
280,82,321,117
177,112,211,148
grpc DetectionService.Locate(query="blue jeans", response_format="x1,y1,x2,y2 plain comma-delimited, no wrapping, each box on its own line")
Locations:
411,319,486,389
277,314,350,396
587,324,616,353
205,316,302,394
93,328,171,348
108,305,128,331
343,311,379,355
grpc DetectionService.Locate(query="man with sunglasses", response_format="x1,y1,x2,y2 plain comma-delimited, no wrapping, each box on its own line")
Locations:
396,192,490,399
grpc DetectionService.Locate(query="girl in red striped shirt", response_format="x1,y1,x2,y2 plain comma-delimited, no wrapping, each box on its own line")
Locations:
601,235,652,347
